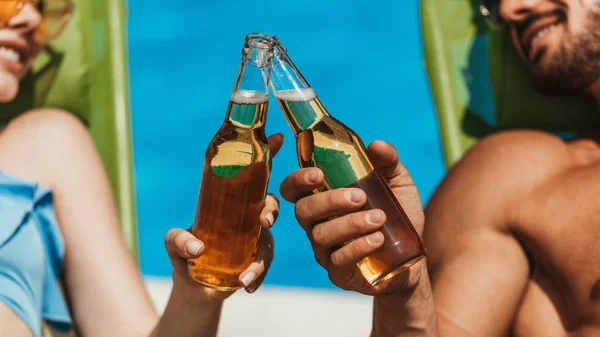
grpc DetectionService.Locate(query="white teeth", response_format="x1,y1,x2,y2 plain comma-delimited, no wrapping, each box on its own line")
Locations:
0,47,20,62
531,23,560,46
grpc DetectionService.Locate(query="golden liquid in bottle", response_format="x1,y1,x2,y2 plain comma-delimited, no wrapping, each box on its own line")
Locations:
275,88,426,286
188,92,271,291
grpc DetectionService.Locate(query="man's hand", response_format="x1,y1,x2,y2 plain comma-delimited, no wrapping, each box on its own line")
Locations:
279,140,425,295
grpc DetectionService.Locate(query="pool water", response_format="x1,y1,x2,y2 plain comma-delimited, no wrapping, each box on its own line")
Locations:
128,0,445,290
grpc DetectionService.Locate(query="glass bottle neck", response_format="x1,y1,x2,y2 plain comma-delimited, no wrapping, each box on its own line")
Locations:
226,33,273,129
226,90,268,129
275,87,329,134
270,43,330,134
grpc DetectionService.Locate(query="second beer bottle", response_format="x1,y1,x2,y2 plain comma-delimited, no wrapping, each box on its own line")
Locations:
270,39,426,286
188,33,274,290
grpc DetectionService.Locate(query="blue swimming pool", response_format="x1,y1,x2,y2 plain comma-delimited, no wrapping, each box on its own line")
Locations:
128,0,445,290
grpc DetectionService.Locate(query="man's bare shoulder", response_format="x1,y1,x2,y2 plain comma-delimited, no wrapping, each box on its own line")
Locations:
423,130,570,336
456,129,573,180
427,130,574,230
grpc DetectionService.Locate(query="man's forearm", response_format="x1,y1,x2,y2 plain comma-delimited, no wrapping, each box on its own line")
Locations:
150,285,223,337
372,264,438,337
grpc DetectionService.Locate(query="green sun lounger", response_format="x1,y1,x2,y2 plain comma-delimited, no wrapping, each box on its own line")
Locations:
420,0,600,168
0,0,137,256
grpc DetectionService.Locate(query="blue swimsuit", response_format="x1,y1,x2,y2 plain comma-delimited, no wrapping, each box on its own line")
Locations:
0,171,72,337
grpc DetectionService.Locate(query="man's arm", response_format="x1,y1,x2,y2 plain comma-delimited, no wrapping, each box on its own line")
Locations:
373,194,530,337
374,131,570,336
280,131,566,337
280,140,442,336
371,264,437,336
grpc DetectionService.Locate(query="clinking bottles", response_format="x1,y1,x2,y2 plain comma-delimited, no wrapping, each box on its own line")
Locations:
270,39,426,286
188,34,274,290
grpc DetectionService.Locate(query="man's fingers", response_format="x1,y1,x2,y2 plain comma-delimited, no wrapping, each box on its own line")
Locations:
329,232,385,268
325,233,387,292
295,188,367,231
312,209,386,248
311,243,333,269
367,140,414,186
280,168,324,202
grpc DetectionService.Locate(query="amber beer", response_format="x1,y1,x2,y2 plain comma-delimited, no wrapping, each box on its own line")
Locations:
271,42,426,286
188,34,274,291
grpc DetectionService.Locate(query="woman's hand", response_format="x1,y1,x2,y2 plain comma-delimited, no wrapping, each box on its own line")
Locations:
164,133,284,303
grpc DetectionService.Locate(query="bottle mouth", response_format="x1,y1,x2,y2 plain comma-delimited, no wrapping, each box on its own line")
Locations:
270,36,288,64
271,36,286,52
245,32,274,50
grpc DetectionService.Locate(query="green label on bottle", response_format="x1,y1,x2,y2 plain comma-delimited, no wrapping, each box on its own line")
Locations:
211,165,246,178
313,146,358,188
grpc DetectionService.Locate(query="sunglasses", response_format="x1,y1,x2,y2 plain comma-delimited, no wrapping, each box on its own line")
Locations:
480,0,505,29
0,0,74,39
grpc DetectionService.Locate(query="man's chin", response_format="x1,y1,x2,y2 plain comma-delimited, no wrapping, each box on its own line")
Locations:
530,75,595,97
528,43,561,67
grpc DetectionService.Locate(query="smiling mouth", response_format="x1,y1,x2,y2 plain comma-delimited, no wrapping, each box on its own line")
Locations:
0,46,21,63
518,9,567,63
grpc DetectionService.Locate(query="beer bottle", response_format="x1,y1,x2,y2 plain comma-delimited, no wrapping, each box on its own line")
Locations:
270,39,426,286
188,33,274,290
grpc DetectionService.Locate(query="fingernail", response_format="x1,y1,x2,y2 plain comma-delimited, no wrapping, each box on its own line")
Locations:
346,189,363,203
265,212,275,227
366,232,383,246
241,271,256,287
306,170,317,183
306,170,318,183
186,240,203,256
365,210,381,225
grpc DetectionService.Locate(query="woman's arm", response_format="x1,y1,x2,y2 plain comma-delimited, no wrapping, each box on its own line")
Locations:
0,109,282,337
